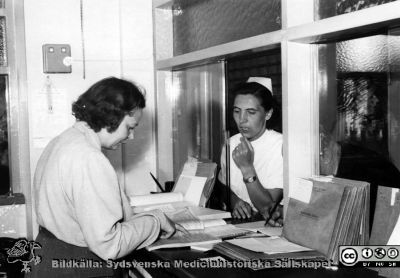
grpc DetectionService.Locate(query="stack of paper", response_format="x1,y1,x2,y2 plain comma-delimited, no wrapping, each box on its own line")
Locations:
225,236,313,254
213,241,324,270
283,176,370,263
212,222,324,269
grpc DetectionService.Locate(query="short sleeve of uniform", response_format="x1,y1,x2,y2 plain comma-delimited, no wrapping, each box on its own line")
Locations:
218,144,227,185
262,140,283,190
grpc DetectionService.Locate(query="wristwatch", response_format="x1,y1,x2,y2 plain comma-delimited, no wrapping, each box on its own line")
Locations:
243,175,257,183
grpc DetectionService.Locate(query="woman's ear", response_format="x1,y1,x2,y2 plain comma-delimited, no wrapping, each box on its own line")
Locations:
265,108,273,121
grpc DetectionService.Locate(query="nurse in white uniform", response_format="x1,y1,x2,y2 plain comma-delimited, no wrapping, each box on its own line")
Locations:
218,77,283,225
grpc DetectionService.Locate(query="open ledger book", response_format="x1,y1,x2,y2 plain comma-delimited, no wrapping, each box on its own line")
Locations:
146,208,249,251
129,159,241,251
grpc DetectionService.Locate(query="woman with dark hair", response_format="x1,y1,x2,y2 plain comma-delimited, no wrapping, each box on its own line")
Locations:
218,77,283,225
31,77,180,278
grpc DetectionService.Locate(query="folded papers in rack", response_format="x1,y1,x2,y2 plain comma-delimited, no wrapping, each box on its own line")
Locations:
283,176,370,263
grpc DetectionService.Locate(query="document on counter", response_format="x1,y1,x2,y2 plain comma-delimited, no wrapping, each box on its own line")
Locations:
203,224,249,239
167,207,227,230
226,236,313,254
234,220,283,236
146,232,222,251
191,243,216,252
146,224,249,252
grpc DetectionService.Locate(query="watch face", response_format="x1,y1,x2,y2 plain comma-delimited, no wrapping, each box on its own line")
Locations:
244,176,257,183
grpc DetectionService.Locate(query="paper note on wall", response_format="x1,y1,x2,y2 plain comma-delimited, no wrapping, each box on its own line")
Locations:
32,89,70,148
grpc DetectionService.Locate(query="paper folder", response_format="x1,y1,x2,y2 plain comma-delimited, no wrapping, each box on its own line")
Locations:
282,176,370,263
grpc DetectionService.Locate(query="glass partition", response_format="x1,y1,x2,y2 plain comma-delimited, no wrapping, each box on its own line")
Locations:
316,0,398,20
172,62,225,178
0,17,7,66
318,28,400,224
155,0,281,59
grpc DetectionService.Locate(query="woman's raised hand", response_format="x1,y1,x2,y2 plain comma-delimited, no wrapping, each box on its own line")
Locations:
232,136,255,170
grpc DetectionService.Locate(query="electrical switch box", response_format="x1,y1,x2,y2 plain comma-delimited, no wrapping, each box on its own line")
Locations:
42,44,72,73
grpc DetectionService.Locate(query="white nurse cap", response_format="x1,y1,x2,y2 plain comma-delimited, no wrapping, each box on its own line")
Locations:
247,77,273,95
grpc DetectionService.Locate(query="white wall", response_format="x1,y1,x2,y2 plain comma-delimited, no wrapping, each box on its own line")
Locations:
119,0,158,196
24,0,156,238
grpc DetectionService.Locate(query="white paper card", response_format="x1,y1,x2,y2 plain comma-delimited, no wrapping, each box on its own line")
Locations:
391,188,399,206
183,176,207,206
289,178,313,204
181,158,198,176
388,215,400,244
174,176,192,195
